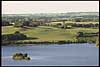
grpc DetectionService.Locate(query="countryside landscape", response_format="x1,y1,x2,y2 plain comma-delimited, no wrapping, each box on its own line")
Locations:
2,12,99,46
2,1,99,66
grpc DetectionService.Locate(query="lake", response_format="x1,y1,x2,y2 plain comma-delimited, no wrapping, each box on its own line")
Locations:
1,43,99,66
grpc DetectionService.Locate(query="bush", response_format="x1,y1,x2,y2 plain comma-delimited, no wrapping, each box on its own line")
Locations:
12,53,31,60
77,32,84,37
2,31,27,41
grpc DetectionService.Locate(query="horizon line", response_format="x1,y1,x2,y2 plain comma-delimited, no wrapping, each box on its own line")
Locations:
2,11,99,15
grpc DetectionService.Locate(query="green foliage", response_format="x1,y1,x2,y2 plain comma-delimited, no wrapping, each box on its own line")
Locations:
1,12,99,45
77,32,84,37
1,26,99,45
2,20,11,26
12,53,31,60
2,31,27,41
76,32,98,43
96,37,99,47
14,21,23,27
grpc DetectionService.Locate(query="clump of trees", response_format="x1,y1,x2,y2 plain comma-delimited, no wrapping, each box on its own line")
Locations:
77,32,99,37
77,32,84,37
13,20,44,28
73,23,99,28
44,22,99,29
2,31,27,41
2,20,12,26
2,13,99,28
73,16,99,22
76,32,99,43
12,53,31,60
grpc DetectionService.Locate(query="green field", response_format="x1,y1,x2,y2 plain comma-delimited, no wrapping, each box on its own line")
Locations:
49,21,99,25
2,25,99,43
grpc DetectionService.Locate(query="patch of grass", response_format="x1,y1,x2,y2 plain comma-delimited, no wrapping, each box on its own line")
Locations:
2,26,21,34
2,26,99,44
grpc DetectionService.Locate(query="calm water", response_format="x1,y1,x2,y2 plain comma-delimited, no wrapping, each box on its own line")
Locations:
2,43,99,66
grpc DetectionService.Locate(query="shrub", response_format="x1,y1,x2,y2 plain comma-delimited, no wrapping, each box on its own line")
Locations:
12,53,31,60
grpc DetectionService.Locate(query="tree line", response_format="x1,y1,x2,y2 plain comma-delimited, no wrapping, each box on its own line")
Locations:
2,13,99,27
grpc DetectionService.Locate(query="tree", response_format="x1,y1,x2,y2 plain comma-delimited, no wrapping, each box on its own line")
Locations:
77,32,84,37
23,21,30,26
14,21,23,27
12,31,27,40
74,18,82,22
2,20,10,26
2,31,27,41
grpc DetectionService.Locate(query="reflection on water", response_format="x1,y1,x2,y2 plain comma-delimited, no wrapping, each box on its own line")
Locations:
2,43,99,66
2,56,12,59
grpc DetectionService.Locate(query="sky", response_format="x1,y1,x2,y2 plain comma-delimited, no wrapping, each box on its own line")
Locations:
2,1,99,14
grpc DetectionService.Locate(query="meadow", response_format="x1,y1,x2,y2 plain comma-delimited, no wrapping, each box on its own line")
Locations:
2,21,99,44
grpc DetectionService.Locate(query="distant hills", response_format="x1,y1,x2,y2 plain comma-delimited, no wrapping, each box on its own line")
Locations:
2,12,99,22
2,12,99,17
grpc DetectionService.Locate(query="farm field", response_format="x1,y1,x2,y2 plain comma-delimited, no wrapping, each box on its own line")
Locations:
2,24,99,43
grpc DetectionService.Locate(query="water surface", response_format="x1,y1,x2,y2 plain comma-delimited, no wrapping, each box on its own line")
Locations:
2,43,99,66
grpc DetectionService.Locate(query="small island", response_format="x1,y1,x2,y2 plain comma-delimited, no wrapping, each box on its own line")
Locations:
12,53,31,60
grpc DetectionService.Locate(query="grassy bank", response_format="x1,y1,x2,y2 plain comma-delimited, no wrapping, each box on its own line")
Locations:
2,25,99,45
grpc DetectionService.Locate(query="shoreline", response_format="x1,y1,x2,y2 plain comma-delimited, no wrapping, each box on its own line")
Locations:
2,42,96,46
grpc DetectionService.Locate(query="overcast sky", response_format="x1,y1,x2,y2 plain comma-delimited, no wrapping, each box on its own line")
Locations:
2,1,99,14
